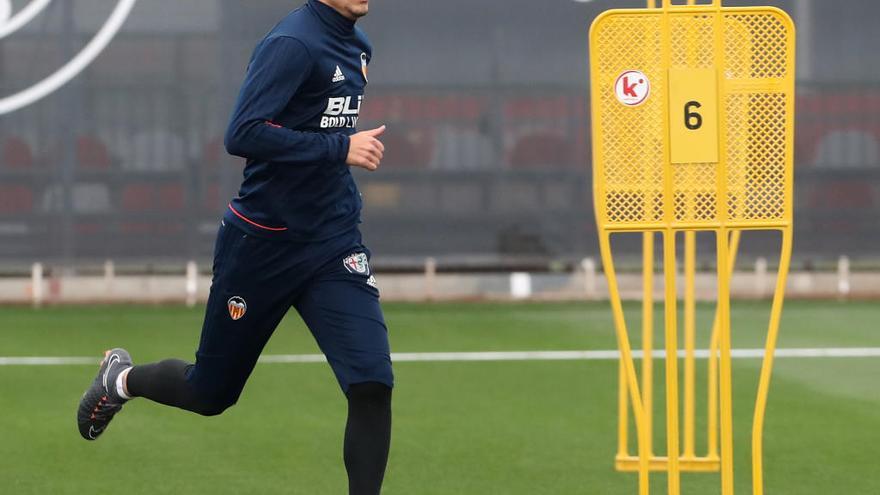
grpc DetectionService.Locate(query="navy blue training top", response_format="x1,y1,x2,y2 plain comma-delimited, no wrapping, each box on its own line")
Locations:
223,0,371,241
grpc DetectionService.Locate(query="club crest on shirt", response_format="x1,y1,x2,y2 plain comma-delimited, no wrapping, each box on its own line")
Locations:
343,253,370,275
227,296,247,321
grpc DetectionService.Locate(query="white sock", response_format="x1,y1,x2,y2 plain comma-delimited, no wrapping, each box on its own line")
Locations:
116,367,132,400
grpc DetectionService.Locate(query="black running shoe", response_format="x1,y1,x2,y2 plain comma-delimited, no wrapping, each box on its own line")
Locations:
77,348,132,441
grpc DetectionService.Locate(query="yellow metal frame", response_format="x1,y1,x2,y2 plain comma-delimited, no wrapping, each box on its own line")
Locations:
617,230,742,470
589,1,795,494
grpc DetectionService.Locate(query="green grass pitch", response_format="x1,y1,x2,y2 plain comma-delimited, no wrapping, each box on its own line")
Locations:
0,301,878,494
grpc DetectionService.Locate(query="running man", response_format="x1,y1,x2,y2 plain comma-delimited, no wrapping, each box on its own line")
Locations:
76,1,393,493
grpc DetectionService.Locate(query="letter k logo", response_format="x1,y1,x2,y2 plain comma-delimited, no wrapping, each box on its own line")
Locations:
615,70,650,106
622,76,639,98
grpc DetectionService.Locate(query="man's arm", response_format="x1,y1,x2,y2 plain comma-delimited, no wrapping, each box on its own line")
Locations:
224,36,349,165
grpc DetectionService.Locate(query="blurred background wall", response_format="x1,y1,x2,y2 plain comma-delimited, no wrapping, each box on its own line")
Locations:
1,0,878,270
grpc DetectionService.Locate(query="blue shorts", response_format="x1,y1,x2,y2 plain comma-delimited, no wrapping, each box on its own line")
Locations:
187,220,393,404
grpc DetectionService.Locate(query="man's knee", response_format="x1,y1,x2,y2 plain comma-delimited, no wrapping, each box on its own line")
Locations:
191,391,238,417
346,381,392,408
187,360,248,416
341,353,394,398
188,377,242,416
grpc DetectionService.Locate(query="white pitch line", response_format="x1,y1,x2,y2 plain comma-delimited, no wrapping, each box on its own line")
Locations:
1,348,879,366
0,356,98,366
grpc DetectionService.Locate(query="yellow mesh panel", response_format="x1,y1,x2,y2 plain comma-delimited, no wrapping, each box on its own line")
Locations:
670,15,714,69
674,162,717,222
590,7,795,231
724,13,789,79
594,14,665,225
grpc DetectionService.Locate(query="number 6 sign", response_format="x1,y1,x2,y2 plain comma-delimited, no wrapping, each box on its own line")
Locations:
668,67,719,164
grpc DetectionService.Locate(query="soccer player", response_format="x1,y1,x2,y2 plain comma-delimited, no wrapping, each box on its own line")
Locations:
76,1,393,493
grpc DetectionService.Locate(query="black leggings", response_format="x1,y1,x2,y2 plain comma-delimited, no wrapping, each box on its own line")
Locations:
127,359,229,416
345,382,392,495
127,361,392,495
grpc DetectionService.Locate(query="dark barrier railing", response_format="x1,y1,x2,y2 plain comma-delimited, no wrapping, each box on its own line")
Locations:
1,81,878,264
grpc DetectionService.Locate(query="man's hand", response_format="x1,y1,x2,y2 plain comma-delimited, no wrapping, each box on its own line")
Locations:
346,125,386,171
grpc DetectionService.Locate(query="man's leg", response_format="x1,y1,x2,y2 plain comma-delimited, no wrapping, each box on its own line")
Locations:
127,223,296,415
77,222,298,439
344,382,392,495
294,247,393,495
125,286,289,416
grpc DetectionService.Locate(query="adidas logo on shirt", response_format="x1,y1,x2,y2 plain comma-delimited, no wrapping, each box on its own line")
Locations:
332,65,345,83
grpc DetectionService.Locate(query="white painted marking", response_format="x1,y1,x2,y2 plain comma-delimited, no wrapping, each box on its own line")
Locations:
0,0,12,26
0,356,97,365
0,0,138,115
0,0,53,40
1,348,879,366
